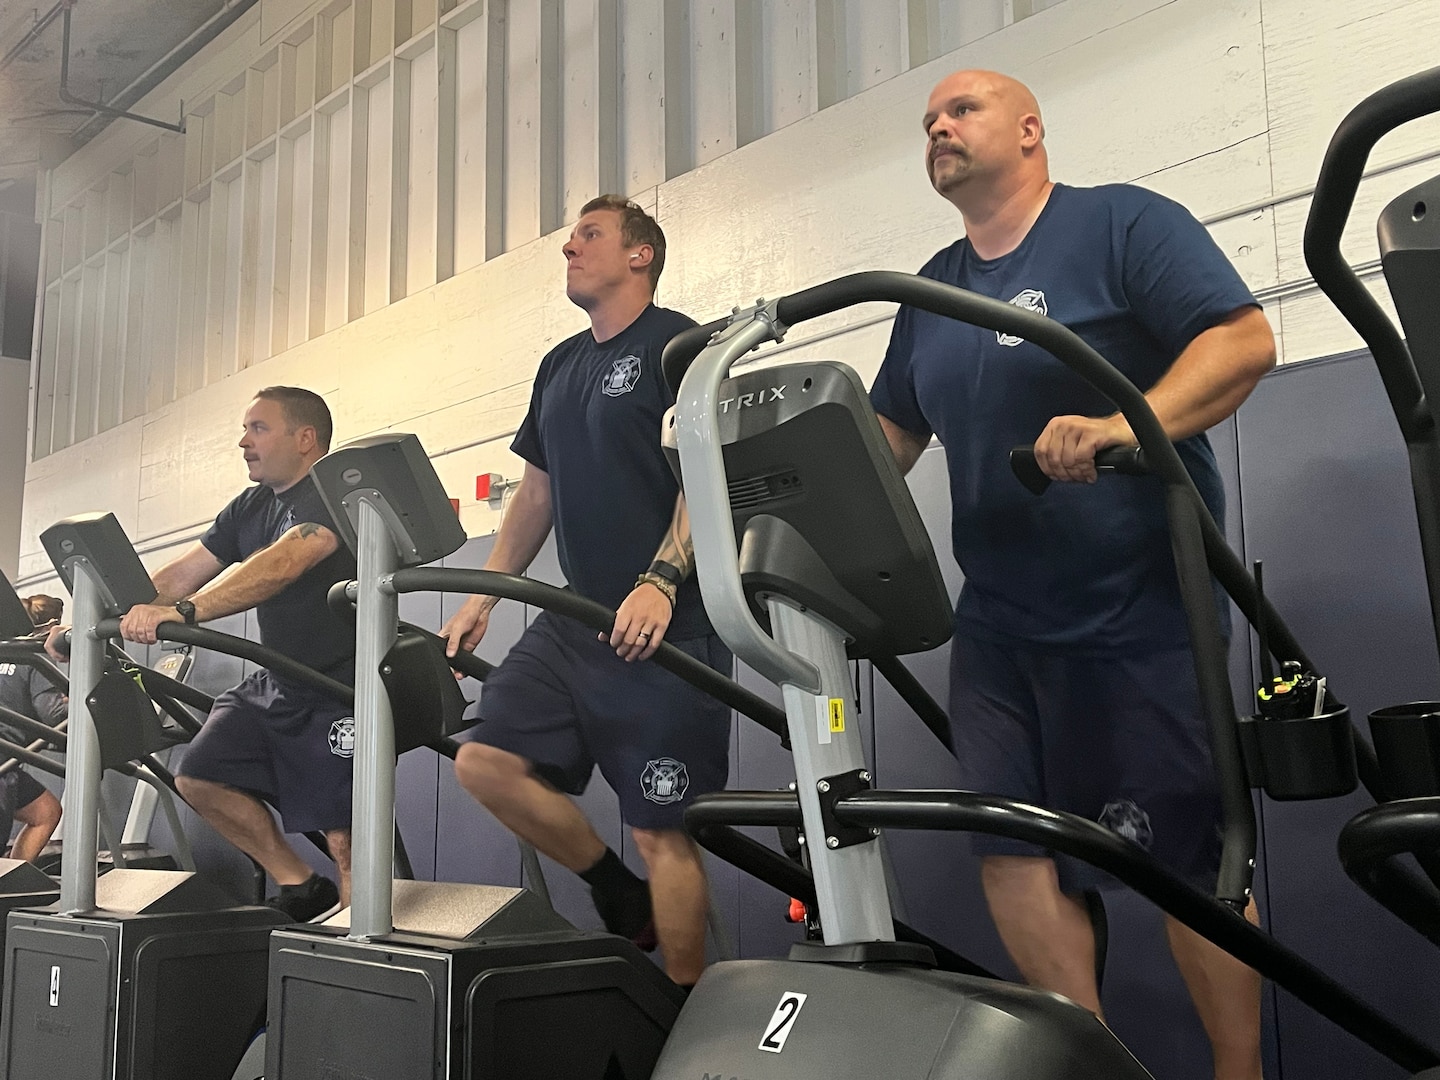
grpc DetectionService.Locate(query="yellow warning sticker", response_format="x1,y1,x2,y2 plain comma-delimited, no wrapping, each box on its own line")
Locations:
828,698,846,733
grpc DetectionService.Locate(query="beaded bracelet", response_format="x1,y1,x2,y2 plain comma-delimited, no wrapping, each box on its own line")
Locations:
634,573,678,606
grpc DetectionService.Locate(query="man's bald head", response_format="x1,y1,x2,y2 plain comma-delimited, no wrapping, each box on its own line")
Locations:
922,70,1048,205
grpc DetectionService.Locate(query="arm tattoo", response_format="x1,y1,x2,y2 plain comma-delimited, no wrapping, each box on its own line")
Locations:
652,510,694,577
295,521,323,540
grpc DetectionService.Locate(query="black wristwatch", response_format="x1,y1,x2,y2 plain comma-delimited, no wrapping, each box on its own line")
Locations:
647,560,684,588
174,600,198,625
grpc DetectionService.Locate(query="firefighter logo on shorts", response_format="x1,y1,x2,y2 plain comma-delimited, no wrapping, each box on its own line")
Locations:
602,355,642,397
641,758,689,805
997,288,1047,347
328,717,357,758
1099,798,1154,849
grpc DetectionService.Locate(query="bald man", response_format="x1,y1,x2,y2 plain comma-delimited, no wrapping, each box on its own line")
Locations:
870,70,1274,1080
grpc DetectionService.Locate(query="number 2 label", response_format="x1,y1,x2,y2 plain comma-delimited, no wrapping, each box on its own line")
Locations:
758,991,807,1053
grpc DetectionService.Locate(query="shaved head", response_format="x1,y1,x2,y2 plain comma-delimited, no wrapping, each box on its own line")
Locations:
922,69,1048,207
930,70,1043,126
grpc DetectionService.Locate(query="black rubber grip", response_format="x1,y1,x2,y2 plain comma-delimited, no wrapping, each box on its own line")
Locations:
1008,445,1150,495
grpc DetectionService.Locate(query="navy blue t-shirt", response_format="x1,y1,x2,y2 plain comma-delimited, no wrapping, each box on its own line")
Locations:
201,474,358,681
513,304,712,640
871,183,1257,652
0,662,66,736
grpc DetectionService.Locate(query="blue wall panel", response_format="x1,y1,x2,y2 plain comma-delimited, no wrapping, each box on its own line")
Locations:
1237,351,1440,1080
432,535,525,891
395,583,442,882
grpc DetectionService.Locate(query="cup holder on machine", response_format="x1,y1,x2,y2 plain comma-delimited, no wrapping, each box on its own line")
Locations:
1238,703,1359,800
1369,702,1440,799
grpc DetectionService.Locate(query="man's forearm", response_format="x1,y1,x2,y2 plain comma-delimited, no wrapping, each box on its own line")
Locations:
187,532,328,622
650,495,695,578
878,415,927,476
150,565,198,607
477,476,554,611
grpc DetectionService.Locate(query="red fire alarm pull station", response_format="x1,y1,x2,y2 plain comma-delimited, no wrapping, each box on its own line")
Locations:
476,473,506,503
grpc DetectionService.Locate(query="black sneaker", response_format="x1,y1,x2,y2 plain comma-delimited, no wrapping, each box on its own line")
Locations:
266,874,340,922
592,881,658,953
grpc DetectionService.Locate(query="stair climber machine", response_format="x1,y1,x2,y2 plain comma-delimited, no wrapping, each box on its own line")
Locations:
0,513,289,1080
0,577,64,948
643,272,1440,1078
291,430,997,1080
1298,64,1440,1071
0,514,462,1079
0,573,199,882
0,569,209,933
262,436,720,1080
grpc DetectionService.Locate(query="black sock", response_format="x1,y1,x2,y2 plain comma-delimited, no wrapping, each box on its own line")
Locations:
579,848,642,895
579,849,651,938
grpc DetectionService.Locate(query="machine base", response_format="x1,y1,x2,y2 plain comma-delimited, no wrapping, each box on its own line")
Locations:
1,876,285,1080
267,924,685,1079
651,958,1154,1079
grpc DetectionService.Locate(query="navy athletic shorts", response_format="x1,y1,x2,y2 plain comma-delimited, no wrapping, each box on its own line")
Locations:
0,768,50,827
460,610,734,830
179,669,355,833
948,632,1223,894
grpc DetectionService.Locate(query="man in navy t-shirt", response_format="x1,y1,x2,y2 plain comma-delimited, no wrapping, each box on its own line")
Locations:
101,387,358,922
0,595,65,862
870,71,1275,1077
442,195,732,988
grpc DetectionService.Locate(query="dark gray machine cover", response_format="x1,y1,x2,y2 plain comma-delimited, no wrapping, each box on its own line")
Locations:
311,433,468,567
0,572,32,639
1379,177,1440,406
39,513,156,615
662,360,952,658
651,960,1152,1079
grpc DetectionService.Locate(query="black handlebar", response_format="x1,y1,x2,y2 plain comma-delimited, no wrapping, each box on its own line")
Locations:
1338,799,1440,951
1303,64,1440,443
1008,445,1150,495
90,620,354,706
664,273,1197,495
387,568,791,745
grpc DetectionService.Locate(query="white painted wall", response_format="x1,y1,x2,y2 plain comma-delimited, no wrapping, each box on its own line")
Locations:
0,356,27,579
15,0,1440,589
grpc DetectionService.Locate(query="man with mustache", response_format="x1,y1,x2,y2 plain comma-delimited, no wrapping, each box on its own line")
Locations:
870,70,1274,1079
55,387,358,921
442,196,731,990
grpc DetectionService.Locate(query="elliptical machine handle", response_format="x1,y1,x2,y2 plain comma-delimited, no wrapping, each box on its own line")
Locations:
1008,445,1150,495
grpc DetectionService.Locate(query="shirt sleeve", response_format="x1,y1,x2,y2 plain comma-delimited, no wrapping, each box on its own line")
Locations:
288,478,342,534
869,304,934,441
200,494,244,566
28,669,66,726
1121,193,1260,358
510,355,551,471
653,311,699,409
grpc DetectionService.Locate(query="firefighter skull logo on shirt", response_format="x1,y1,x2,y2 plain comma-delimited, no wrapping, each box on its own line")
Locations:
997,288,1048,347
641,757,689,804
602,355,643,397
1098,798,1154,849
329,717,357,758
